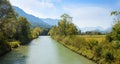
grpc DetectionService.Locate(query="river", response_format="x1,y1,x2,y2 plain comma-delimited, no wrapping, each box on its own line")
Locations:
0,36,95,64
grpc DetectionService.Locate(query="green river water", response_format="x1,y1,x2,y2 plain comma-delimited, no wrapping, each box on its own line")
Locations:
0,36,95,64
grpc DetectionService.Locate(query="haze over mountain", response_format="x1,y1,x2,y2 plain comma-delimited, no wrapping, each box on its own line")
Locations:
13,6,59,28
80,26,112,33
41,18,59,26
13,6,112,32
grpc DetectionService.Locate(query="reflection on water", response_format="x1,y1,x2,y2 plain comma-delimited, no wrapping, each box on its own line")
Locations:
0,36,95,64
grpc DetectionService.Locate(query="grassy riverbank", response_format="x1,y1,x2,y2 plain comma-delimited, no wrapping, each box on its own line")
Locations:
51,35,120,64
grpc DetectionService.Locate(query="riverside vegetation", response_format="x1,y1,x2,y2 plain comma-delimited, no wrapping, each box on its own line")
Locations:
1,0,120,64
49,13,120,64
0,0,42,56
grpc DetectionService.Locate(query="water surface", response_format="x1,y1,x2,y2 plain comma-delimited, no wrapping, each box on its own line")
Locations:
0,36,95,64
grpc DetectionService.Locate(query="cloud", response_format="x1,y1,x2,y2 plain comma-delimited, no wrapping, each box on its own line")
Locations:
9,0,113,28
63,6,113,29
10,0,55,8
10,0,58,18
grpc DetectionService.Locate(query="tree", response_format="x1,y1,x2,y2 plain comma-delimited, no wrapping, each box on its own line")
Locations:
0,0,17,39
107,11,120,41
0,0,17,55
15,16,31,44
111,11,120,21
49,14,78,36
66,23,78,35
48,26,59,36
60,13,72,23
31,27,43,38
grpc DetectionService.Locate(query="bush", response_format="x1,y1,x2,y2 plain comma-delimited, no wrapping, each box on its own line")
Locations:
112,41,120,49
106,33,113,42
8,41,20,48
105,52,114,62
88,40,98,50
0,36,11,55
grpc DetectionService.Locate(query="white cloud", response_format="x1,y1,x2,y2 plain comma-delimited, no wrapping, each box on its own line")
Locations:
9,0,113,28
63,6,113,29
9,0,58,18
10,0,55,8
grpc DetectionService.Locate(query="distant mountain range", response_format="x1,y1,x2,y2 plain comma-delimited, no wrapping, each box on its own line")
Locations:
80,26,112,33
41,18,59,26
13,6,59,28
13,6,112,33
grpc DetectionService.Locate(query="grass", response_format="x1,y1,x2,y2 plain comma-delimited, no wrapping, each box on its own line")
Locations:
78,35,106,43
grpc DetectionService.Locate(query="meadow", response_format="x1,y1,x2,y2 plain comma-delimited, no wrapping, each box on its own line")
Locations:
78,35,106,42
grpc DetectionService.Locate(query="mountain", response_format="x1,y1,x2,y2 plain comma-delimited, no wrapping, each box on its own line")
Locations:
13,6,111,32
104,27,112,33
80,26,112,33
80,26,104,32
41,18,59,26
13,6,51,28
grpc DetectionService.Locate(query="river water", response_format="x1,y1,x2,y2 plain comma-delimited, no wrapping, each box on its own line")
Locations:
0,36,95,64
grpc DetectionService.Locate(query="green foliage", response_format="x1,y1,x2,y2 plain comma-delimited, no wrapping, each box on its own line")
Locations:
107,11,120,42
112,41,120,49
0,0,32,55
0,32,11,55
8,41,20,48
0,0,16,19
14,16,31,44
40,28,50,35
31,27,43,39
112,21,120,40
53,35,120,64
0,0,16,55
88,40,98,50
105,52,114,62
49,12,120,64
106,33,113,42
0,0,17,39
49,14,78,36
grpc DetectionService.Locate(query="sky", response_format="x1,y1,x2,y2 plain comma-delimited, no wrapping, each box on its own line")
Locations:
9,0,120,29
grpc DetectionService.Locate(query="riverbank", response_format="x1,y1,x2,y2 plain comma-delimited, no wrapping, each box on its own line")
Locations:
0,35,40,57
51,35,120,64
53,37,96,63
0,47,11,57
0,41,21,56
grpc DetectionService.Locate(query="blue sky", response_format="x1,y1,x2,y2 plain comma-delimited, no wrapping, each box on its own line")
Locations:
9,0,120,29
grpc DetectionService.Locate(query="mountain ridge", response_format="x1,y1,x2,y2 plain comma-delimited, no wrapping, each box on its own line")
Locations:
80,26,112,33
13,6,51,28
13,6,112,33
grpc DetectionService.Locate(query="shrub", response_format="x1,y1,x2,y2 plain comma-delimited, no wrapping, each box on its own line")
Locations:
105,52,114,62
8,41,20,48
